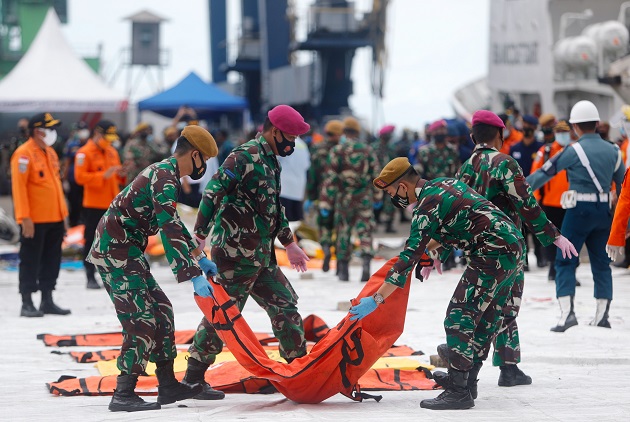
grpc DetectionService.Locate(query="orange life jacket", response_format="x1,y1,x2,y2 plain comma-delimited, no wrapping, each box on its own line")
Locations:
196,256,412,403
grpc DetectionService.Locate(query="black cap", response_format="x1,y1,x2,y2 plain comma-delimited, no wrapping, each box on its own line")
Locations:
94,120,119,141
28,112,61,129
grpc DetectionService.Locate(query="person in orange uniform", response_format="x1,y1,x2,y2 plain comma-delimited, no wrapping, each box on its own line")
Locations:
74,121,125,289
606,167,630,265
11,113,70,317
499,113,524,154
530,120,572,281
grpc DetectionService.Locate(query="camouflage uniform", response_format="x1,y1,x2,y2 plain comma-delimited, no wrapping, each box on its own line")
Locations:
319,138,382,260
385,178,525,371
190,136,306,364
456,144,560,366
415,143,460,179
307,140,335,246
122,137,163,183
88,157,202,375
375,140,398,224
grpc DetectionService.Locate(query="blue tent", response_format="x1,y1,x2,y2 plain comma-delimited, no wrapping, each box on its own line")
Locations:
137,72,248,119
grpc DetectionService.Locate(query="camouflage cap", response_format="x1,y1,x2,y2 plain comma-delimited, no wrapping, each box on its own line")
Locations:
324,119,344,136
181,125,218,158
373,157,413,189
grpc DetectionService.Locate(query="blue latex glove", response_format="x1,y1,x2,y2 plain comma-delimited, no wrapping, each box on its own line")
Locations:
349,297,378,321
320,208,330,218
198,257,217,276
373,201,383,211
192,275,214,297
304,199,313,213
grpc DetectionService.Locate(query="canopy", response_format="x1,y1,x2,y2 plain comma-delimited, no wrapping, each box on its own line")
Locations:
0,8,127,113
137,72,248,118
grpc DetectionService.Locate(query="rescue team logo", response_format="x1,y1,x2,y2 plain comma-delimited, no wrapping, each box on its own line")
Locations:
18,156,29,173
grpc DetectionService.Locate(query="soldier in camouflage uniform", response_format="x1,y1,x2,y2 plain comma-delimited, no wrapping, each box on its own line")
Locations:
304,120,343,272
319,116,382,282
183,105,312,399
122,122,163,184
374,125,398,233
349,157,526,410
88,126,220,412
452,110,576,390
415,119,460,180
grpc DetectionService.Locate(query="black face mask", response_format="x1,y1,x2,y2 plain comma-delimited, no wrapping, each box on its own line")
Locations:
391,185,410,209
433,134,446,144
189,151,207,180
542,127,553,136
523,128,535,137
275,130,295,157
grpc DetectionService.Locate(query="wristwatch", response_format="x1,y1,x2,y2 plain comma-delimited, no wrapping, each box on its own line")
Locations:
373,292,385,305
194,251,207,262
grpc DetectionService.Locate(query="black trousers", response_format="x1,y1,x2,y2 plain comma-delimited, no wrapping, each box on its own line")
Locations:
19,221,64,294
280,197,304,222
83,208,106,279
67,179,84,227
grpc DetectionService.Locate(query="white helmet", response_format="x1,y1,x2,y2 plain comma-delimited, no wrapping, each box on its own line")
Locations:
569,100,600,123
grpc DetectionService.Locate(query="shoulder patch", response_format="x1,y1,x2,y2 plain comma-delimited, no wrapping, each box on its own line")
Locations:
224,168,236,179
18,156,29,173
76,153,86,166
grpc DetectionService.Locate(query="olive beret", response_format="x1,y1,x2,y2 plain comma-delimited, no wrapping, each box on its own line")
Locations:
324,120,344,136
373,157,413,189
343,117,361,132
181,125,218,158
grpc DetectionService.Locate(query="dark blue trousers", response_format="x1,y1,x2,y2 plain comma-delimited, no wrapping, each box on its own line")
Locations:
555,201,613,299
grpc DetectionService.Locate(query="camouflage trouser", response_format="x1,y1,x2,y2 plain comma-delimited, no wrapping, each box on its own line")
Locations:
490,263,525,366
317,211,335,247
334,201,374,261
97,266,177,375
444,242,524,372
188,255,306,364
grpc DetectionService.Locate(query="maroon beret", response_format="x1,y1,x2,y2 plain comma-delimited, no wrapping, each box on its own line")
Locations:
428,119,447,132
471,110,505,129
268,105,310,136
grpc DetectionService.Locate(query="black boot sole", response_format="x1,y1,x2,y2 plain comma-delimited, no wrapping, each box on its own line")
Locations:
108,403,161,412
420,399,474,410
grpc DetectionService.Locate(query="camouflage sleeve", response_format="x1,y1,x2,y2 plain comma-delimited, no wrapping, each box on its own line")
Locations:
415,150,427,178
152,175,202,283
370,148,384,202
502,159,559,246
306,148,320,201
385,196,439,287
277,203,294,246
194,151,247,238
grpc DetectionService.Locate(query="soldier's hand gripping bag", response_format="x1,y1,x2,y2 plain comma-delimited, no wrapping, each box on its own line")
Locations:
194,257,411,404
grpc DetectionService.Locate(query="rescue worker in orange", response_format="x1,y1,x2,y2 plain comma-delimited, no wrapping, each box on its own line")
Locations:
531,119,573,281
499,113,524,154
11,113,70,317
606,166,630,266
74,121,125,289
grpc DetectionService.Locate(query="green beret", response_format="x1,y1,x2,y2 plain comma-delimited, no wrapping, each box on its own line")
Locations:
373,157,413,189
181,125,218,158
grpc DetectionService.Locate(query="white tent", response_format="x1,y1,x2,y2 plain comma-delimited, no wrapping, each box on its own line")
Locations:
0,8,127,112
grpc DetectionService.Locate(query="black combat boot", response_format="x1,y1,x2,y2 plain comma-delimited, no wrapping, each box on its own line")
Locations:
20,293,43,318
39,290,71,315
360,255,371,282
420,368,474,410
338,260,349,282
432,345,482,400
155,360,203,405
384,220,396,233
498,364,532,387
182,357,225,400
550,296,577,332
86,275,101,290
109,374,161,412
322,245,331,273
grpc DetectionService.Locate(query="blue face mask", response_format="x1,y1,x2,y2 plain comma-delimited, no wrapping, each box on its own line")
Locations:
555,132,571,146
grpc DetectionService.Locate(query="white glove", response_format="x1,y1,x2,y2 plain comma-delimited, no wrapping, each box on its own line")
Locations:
553,235,579,259
606,245,625,262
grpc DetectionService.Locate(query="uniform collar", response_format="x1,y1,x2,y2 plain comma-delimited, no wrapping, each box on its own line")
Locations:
168,156,181,179
474,143,497,151
258,136,277,157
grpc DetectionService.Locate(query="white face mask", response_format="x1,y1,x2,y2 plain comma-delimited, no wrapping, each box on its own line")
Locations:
42,128,58,146
555,132,571,146
77,129,90,140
